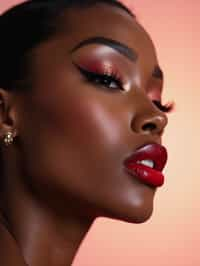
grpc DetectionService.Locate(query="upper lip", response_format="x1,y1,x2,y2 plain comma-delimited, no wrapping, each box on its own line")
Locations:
123,143,168,172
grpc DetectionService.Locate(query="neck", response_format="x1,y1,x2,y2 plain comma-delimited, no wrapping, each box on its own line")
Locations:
1,173,94,266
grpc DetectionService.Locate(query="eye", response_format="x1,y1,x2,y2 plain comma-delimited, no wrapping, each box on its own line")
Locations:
152,100,174,113
73,63,125,91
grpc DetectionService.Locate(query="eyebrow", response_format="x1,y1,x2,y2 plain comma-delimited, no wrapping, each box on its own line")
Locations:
70,36,138,62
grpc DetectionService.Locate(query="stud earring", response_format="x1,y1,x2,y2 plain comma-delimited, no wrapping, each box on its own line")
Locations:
3,131,14,146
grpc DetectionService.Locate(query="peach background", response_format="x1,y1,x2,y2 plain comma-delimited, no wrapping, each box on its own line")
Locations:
1,1,200,265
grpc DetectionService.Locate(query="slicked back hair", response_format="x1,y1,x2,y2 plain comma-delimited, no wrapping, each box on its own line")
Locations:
0,0,135,91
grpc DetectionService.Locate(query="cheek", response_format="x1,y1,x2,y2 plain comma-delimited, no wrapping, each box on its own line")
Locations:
20,74,126,203
19,74,156,223
53,90,126,182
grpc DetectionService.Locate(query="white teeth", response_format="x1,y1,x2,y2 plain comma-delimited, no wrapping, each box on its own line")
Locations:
137,159,154,168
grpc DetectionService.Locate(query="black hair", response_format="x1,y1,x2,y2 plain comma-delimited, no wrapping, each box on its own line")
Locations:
0,0,135,92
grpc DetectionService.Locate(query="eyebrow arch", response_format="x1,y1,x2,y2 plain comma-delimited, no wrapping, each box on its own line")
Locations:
69,36,138,62
152,66,164,80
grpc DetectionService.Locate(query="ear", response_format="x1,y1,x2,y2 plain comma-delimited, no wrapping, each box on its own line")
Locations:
0,88,18,140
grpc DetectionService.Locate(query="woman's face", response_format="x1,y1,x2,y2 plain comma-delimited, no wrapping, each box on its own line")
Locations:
16,3,168,223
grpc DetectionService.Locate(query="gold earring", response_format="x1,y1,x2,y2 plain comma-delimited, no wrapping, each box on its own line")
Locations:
3,131,14,146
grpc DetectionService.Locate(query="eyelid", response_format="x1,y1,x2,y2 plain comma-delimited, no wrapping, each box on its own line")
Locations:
72,61,126,90
74,61,154,94
73,61,174,111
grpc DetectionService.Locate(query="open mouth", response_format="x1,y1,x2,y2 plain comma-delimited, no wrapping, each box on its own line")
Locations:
123,143,168,187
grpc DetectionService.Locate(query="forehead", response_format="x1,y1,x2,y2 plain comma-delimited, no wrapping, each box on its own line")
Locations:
54,3,158,63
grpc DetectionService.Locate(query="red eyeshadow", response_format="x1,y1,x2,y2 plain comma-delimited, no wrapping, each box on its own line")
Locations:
76,58,114,74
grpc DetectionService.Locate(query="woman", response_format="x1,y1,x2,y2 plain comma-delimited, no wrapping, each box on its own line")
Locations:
0,0,173,265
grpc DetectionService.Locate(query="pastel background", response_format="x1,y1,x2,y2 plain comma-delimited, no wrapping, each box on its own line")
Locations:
1,1,200,265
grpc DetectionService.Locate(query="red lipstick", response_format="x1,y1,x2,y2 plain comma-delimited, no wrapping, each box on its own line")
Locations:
123,143,168,187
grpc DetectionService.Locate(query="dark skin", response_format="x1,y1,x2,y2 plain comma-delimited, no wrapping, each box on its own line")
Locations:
0,3,168,266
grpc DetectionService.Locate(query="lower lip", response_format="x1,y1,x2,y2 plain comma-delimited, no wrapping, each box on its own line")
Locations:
124,163,165,187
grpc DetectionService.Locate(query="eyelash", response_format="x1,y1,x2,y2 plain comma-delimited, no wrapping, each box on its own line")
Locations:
74,63,124,91
152,100,174,113
74,63,174,113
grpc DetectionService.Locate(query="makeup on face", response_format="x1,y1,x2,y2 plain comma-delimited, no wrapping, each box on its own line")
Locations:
69,35,172,113
72,59,128,92
69,36,139,63
123,143,168,187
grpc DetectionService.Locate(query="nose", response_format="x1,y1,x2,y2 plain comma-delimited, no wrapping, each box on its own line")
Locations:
131,103,168,136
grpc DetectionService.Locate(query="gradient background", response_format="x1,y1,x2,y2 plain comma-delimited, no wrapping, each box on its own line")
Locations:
1,1,200,265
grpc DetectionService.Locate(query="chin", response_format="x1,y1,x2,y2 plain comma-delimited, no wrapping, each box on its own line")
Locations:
98,199,154,224
101,191,154,224
119,206,154,224
127,207,154,224
101,209,154,225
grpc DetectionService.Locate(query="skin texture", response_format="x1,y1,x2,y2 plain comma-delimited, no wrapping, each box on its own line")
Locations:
0,3,168,266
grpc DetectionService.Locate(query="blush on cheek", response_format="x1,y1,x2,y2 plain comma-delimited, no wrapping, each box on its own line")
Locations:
87,102,123,146
68,96,122,149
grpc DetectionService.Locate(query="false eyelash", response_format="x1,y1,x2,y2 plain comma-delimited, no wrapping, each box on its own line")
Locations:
74,63,124,91
99,69,124,89
74,63,175,113
152,100,175,113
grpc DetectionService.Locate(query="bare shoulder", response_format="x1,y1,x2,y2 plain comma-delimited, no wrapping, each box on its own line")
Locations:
0,221,27,266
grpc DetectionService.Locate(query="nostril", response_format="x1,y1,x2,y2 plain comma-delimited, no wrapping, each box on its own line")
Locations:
132,110,168,135
142,122,157,132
